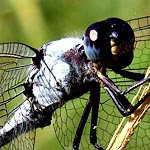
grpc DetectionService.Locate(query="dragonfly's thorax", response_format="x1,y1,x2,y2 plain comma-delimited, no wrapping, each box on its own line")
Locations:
63,45,89,78
26,38,91,111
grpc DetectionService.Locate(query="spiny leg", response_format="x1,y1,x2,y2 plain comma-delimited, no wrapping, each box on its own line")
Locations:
98,71,150,117
73,98,92,150
90,82,104,150
73,81,103,150
113,69,145,81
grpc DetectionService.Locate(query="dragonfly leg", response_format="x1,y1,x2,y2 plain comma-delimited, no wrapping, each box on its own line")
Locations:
113,69,145,81
99,72,150,116
73,97,92,150
90,82,104,150
107,86,150,116
73,81,104,150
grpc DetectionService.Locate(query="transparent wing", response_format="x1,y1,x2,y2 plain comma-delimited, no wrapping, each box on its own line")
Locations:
0,43,38,150
124,15,150,150
53,16,150,150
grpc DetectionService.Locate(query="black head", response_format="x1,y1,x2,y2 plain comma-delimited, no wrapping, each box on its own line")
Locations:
83,17,135,69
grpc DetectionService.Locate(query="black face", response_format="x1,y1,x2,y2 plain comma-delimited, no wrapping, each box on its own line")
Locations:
83,17,135,69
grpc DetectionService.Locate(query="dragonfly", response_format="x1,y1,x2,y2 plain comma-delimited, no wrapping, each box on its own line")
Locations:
0,16,150,150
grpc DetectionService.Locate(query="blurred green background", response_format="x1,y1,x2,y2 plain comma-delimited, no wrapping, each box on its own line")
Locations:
0,0,150,149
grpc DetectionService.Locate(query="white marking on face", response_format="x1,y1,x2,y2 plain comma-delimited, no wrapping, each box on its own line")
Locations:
89,30,98,41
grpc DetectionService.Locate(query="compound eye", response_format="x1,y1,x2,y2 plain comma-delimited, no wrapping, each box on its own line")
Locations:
89,30,98,41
